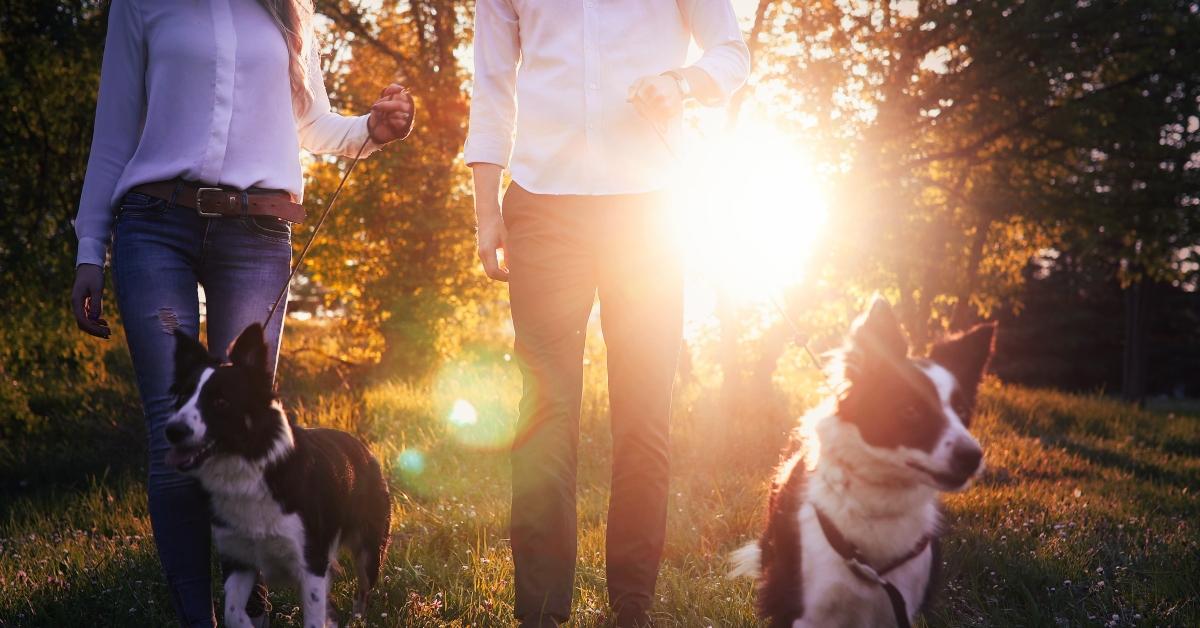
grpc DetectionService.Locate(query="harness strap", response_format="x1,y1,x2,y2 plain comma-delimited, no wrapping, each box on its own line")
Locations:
813,506,930,628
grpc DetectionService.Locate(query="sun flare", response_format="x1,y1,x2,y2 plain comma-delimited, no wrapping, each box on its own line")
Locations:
674,115,830,308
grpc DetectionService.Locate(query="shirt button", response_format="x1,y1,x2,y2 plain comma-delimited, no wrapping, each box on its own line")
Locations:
589,83,598,90
587,123,595,130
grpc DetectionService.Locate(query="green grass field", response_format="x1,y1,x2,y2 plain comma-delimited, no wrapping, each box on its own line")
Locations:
2,328,1197,627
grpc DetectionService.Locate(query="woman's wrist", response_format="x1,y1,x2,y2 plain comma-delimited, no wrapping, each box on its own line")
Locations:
366,112,388,146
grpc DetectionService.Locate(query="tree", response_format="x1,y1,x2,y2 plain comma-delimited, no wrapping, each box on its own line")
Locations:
301,0,504,377
730,0,1199,401
0,1,115,426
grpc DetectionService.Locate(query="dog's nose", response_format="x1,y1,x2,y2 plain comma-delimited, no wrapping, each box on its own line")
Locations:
950,442,983,477
165,422,193,445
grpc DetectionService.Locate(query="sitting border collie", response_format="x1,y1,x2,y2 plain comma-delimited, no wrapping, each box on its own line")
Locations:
731,298,995,628
164,324,390,628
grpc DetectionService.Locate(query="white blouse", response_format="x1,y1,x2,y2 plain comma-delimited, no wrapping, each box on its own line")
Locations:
464,0,750,196
75,0,379,267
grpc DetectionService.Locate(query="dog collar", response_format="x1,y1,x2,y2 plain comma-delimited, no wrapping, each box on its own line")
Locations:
813,505,931,628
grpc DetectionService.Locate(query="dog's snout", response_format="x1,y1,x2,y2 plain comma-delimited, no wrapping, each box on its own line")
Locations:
950,442,983,477
165,421,193,445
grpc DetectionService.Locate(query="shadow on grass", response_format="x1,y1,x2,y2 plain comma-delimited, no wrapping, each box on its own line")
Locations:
1040,435,1198,488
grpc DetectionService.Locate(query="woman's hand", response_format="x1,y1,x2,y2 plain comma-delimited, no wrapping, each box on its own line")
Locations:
367,83,416,145
71,263,110,339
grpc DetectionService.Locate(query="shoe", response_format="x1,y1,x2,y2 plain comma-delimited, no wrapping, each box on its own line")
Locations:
614,607,653,628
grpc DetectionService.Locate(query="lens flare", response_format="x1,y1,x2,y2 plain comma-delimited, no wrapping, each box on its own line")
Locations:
448,399,479,426
432,355,519,451
395,448,425,477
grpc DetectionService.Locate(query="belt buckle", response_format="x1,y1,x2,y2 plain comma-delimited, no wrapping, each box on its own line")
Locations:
196,187,234,218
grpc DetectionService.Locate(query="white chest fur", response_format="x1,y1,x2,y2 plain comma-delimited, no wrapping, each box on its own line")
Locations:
198,455,307,584
795,502,933,627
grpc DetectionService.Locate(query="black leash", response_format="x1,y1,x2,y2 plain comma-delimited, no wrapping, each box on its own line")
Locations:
814,506,931,628
263,134,372,326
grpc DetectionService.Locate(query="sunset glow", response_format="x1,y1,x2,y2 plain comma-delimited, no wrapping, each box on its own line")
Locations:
675,114,830,307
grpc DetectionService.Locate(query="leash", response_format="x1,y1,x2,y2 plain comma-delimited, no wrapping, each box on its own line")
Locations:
814,506,930,628
263,134,372,326
634,101,831,385
264,85,411,325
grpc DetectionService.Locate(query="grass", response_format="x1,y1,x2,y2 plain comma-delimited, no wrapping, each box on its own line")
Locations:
1,330,1198,627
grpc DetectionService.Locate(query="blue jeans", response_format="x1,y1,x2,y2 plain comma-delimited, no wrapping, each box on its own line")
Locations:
112,190,291,627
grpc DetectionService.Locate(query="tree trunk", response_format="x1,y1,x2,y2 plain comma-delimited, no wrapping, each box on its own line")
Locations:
951,219,991,330
677,339,695,385
716,290,742,414
897,269,920,348
1121,280,1150,406
912,287,933,351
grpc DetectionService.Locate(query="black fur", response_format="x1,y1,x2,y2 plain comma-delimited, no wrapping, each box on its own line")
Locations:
264,427,391,585
838,299,946,453
171,329,219,399
928,323,997,423
170,324,391,617
757,453,807,627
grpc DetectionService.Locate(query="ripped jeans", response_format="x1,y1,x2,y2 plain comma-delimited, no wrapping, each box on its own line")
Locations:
112,190,291,627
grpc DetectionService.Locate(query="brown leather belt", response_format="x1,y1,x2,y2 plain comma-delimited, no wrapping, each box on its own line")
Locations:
132,180,306,223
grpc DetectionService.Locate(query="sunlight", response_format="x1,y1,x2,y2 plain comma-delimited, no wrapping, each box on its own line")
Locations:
675,114,830,309
447,398,479,426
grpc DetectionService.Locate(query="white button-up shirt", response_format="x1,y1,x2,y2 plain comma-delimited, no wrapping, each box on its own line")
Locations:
75,0,379,267
464,0,750,195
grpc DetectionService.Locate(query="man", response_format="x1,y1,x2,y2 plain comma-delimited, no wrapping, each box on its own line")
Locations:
465,2,749,626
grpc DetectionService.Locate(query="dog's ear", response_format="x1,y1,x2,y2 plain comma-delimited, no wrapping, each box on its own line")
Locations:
229,323,269,372
845,296,908,378
173,330,213,383
929,322,996,394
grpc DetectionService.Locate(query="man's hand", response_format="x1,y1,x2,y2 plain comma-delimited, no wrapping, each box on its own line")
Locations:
71,263,110,339
628,74,683,128
472,163,509,282
476,210,508,282
367,83,416,144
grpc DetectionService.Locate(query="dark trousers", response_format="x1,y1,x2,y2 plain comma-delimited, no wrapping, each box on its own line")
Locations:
504,183,683,622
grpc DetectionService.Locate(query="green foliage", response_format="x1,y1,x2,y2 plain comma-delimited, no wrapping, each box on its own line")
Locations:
0,1,117,437
744,0,1200,346
298,0,503,378
2,355,1197,625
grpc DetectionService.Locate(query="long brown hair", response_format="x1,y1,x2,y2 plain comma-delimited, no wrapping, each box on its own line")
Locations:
257,0,314,113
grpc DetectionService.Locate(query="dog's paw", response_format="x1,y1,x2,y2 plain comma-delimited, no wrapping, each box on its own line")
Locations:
224,610,255,628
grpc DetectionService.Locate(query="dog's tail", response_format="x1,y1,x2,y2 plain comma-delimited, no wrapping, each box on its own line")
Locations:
728,542,762,579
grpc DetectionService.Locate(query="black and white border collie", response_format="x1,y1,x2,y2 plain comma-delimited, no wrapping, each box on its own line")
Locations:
731,297,995,628
165,324,391,628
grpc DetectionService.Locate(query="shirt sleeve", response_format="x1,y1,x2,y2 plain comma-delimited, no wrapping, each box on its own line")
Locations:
680,0,751,106
296,48,382,159
75,0,145,268
463,0,520,169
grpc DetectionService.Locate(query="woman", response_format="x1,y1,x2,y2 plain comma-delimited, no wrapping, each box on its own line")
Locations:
68,1,413,625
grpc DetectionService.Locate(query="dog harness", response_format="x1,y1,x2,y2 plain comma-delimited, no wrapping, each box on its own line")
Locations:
813,507,932,628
